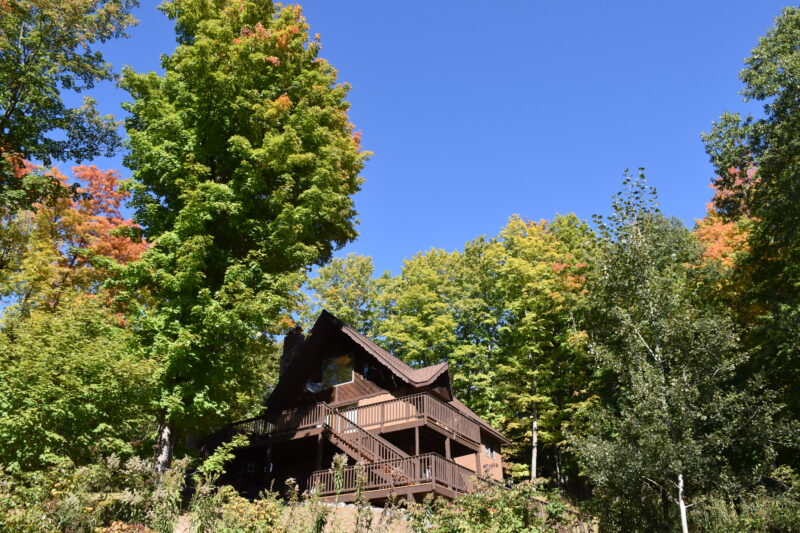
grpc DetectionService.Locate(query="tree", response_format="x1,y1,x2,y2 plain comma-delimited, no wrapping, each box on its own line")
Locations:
702,6,800,419
1,164,146,313
573,174,786,531
0,293,158,471
0,0,137,212
490,215,593,484
302,253,381,335
117,0,368,471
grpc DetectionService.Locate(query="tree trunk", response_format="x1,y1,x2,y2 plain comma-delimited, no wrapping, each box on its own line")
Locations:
530,409,538,480
555,446,562,489
154,422,173,474
678,473,689,533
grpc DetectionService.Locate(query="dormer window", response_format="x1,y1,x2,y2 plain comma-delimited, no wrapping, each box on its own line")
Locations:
322,353,353,388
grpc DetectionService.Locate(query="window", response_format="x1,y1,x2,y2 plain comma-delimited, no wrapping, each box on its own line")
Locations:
322,353,353,388
484,441,495,459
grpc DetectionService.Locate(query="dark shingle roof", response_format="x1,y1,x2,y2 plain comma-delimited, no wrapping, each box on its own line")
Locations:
338,322,450,386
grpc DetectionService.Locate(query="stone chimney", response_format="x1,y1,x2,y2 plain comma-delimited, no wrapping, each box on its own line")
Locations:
280,324,304,377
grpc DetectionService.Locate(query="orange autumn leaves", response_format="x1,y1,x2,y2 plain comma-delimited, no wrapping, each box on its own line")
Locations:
59,165,147,264
695,208,748,268
695,175,753,268
6,163,146,310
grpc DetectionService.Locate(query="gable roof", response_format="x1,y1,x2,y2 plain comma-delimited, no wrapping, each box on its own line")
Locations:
268,310,508,444
338,320,450,387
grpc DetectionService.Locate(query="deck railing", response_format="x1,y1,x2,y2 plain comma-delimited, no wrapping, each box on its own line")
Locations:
320,404,409,463
212,392,481,447
308,453,476,496
348,393,481,443
228,403,324,436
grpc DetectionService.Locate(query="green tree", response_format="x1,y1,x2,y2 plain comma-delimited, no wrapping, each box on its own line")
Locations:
305,216,596,490
302,253,381,334
0,0,137,211
573,174,787,531
490,215,593,484
0,294,158,471
702,6,800,421
117,0,367,470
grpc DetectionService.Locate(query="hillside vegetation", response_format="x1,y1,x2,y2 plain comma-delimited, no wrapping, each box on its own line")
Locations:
2,1,800,531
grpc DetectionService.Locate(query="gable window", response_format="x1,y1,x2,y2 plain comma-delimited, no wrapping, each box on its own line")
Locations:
484,441,495,459
322,353,353,388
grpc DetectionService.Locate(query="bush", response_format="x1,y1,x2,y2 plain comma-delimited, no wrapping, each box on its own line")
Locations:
0,455,188,533
405,480,588,533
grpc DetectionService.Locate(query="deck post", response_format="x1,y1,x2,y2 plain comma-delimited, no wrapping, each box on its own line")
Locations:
414,426,420,456
475,449,480,477
445,436,451,460
266,443,272,477
316,433,323,471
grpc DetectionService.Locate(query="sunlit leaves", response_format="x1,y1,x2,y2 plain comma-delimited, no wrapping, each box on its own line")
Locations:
117,0,367,443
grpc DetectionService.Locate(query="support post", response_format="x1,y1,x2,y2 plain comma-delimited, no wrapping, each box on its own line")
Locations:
445,436,451,460
266,443,272,479
475,449,481,476
415,426,420,456
316,433,323,471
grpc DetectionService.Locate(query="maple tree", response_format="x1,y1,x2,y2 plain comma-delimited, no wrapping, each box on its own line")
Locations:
0,293,158,471
0,0,137,212
117,0,367,470
1,164,146,313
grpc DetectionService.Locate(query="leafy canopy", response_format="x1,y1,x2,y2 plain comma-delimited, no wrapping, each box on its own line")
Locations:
0,0,137,211
117,0,368,442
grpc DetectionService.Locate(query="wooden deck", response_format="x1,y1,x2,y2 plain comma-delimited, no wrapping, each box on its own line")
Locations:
308,453,476,502
340,393,480,444
210,392,481,450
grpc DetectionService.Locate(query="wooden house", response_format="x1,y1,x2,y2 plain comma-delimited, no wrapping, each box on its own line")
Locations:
203,310,509,504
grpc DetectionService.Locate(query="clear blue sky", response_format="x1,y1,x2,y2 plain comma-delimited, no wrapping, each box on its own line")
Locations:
73,1,792,275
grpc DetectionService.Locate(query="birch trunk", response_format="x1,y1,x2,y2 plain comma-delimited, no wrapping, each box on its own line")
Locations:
678,473,689,533
531,409,538,480
154,422,173,474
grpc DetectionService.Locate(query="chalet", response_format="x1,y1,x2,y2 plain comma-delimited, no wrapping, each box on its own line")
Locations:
203,310,509,504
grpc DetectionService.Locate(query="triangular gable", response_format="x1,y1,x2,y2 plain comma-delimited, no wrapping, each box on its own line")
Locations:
266,310,453,411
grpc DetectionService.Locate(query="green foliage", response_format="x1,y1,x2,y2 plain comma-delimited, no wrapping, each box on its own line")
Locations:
573,173,791,530
303,253,382,334
0,455,189,533
0,295,158,471
116,0,368,453
0,0,136,211
194,433,248,485
406,481,585,533
702,6,800,420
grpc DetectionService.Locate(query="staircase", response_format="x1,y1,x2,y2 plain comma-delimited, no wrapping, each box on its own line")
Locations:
319,404,411,484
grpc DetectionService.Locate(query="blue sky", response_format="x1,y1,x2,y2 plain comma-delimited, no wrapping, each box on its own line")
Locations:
71,1,791,275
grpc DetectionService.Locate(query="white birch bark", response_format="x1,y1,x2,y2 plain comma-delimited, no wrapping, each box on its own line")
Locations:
678,473,689,533
531,410,538,480
154,422,173,475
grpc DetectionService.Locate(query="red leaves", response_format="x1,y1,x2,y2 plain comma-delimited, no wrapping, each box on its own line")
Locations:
69,165,147,264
